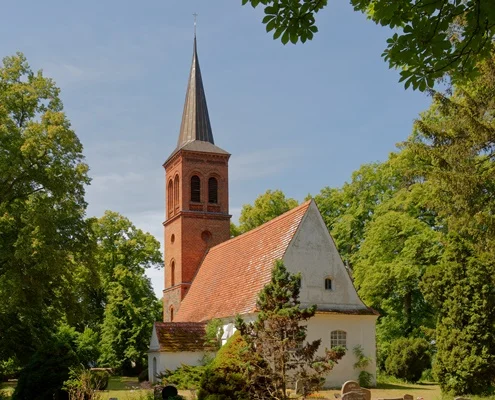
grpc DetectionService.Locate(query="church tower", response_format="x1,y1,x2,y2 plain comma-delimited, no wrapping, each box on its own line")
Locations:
162,36,231,322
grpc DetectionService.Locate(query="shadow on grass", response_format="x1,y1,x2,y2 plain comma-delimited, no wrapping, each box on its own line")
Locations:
377,382,438,391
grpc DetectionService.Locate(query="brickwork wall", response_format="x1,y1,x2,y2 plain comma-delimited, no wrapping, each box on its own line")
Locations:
162,148,231,322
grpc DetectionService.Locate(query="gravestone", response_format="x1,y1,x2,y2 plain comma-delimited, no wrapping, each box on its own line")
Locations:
340,380,371,400
403,395,413,400
342,391,365,400
161,385,178,400
341,380,361,395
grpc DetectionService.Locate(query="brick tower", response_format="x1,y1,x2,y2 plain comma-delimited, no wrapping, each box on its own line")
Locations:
162,36,231,322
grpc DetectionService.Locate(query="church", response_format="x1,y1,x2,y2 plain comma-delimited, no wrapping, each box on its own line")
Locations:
148,35,378,388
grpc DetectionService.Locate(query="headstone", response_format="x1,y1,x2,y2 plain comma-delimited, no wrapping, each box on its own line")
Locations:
454,398,471,400
161,386,178,400
341,380,361,395
360,388,371,400
403,395,413,400
342,390,365,400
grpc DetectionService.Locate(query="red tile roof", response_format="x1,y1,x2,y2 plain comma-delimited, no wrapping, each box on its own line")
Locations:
154,322,215,352
175,201,312,322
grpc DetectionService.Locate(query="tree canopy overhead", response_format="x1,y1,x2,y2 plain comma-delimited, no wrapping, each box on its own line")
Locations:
242,0,495,90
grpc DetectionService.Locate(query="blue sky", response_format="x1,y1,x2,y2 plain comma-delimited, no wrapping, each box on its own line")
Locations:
1,0,431,297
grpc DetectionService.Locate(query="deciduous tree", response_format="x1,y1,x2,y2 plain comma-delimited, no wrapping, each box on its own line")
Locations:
94,211,162,373
0,52,92,362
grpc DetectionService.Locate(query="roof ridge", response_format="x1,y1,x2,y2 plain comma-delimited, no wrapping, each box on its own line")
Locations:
209,199,312,252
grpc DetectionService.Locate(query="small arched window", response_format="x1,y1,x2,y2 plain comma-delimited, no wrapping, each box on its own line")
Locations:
170,307,174,322
208,177,218,204
325,278,332,290
170,260,175,287
167,180,173,216
330,330,347,348
174,175,180,209
191,175,201,202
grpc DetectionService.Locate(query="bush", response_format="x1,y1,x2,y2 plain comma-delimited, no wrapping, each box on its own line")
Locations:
89,369,110,390
385,337,431,382
197,332,250,400
161,365,206,390
13,340,79,400
138,369,149,383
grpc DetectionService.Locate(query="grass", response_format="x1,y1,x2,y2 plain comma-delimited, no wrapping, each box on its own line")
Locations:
98,376,150,400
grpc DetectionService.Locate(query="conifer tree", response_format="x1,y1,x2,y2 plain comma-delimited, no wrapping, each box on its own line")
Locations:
236,260,345,399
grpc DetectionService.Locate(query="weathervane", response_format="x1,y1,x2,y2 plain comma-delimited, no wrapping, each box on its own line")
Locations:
193,13,198,37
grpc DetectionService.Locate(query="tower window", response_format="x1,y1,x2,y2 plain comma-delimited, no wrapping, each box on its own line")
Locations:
325,278,332,290
170,306,174,322
208,177,218,204
174,175,180,209
171,260,175,287
191,175,201,202
330,330,347,348
167,180,173,216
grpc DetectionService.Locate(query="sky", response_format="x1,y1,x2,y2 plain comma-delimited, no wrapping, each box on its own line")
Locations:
1,0,432,298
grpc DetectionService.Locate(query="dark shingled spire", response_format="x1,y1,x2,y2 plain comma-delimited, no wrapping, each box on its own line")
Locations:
177,37,214,148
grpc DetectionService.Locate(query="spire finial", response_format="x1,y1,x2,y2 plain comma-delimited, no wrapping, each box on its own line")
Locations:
193,13,198,37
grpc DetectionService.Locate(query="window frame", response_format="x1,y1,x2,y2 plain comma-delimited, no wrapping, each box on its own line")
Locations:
330,330,347,348
190,175,201,202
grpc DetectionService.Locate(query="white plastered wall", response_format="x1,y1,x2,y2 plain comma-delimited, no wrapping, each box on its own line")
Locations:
306,313,377,387
281,200,377,386
147,325,208,383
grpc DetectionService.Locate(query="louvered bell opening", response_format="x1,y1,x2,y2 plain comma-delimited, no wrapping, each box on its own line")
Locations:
208,177,218,204
191,175,201,202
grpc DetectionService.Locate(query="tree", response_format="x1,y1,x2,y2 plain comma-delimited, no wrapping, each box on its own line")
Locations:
312,161,401,265
241,0,495,90
94,211,162,373
233,189,299,235
402,56,495,394
353,210,441,340
0,52,92,363
236,260,345,399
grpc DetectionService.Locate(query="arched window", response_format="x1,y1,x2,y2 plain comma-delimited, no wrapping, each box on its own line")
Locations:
167,180,173,216
191,175,201,202
152,357,157,383
208,177,218,204
170,260,175,287
170,307,174,322
325,278,332,290
330,330,347,348
174,175,180,210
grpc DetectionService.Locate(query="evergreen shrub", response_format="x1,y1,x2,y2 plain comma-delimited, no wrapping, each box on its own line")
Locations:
197,332,249,400
13,340,79,400
161,364,205,390
385,337,431,382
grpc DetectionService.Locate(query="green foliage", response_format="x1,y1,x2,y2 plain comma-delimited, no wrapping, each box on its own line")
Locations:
236,260,345,399
353,210,441,338
312,161,401,266
0,52,93,363
55,325,100,368
63,367,104,400
0,358,19,382
197,332,250,400
385,337,431,383
204,319,223,351
89,370,109,390
233,189,298,234
13,340,79,400
161,365,206,390
241,0,495,90
404,57,495,394
95,211,162,373
353,345,373,387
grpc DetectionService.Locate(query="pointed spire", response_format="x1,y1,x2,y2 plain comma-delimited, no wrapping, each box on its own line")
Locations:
177,33,214,149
